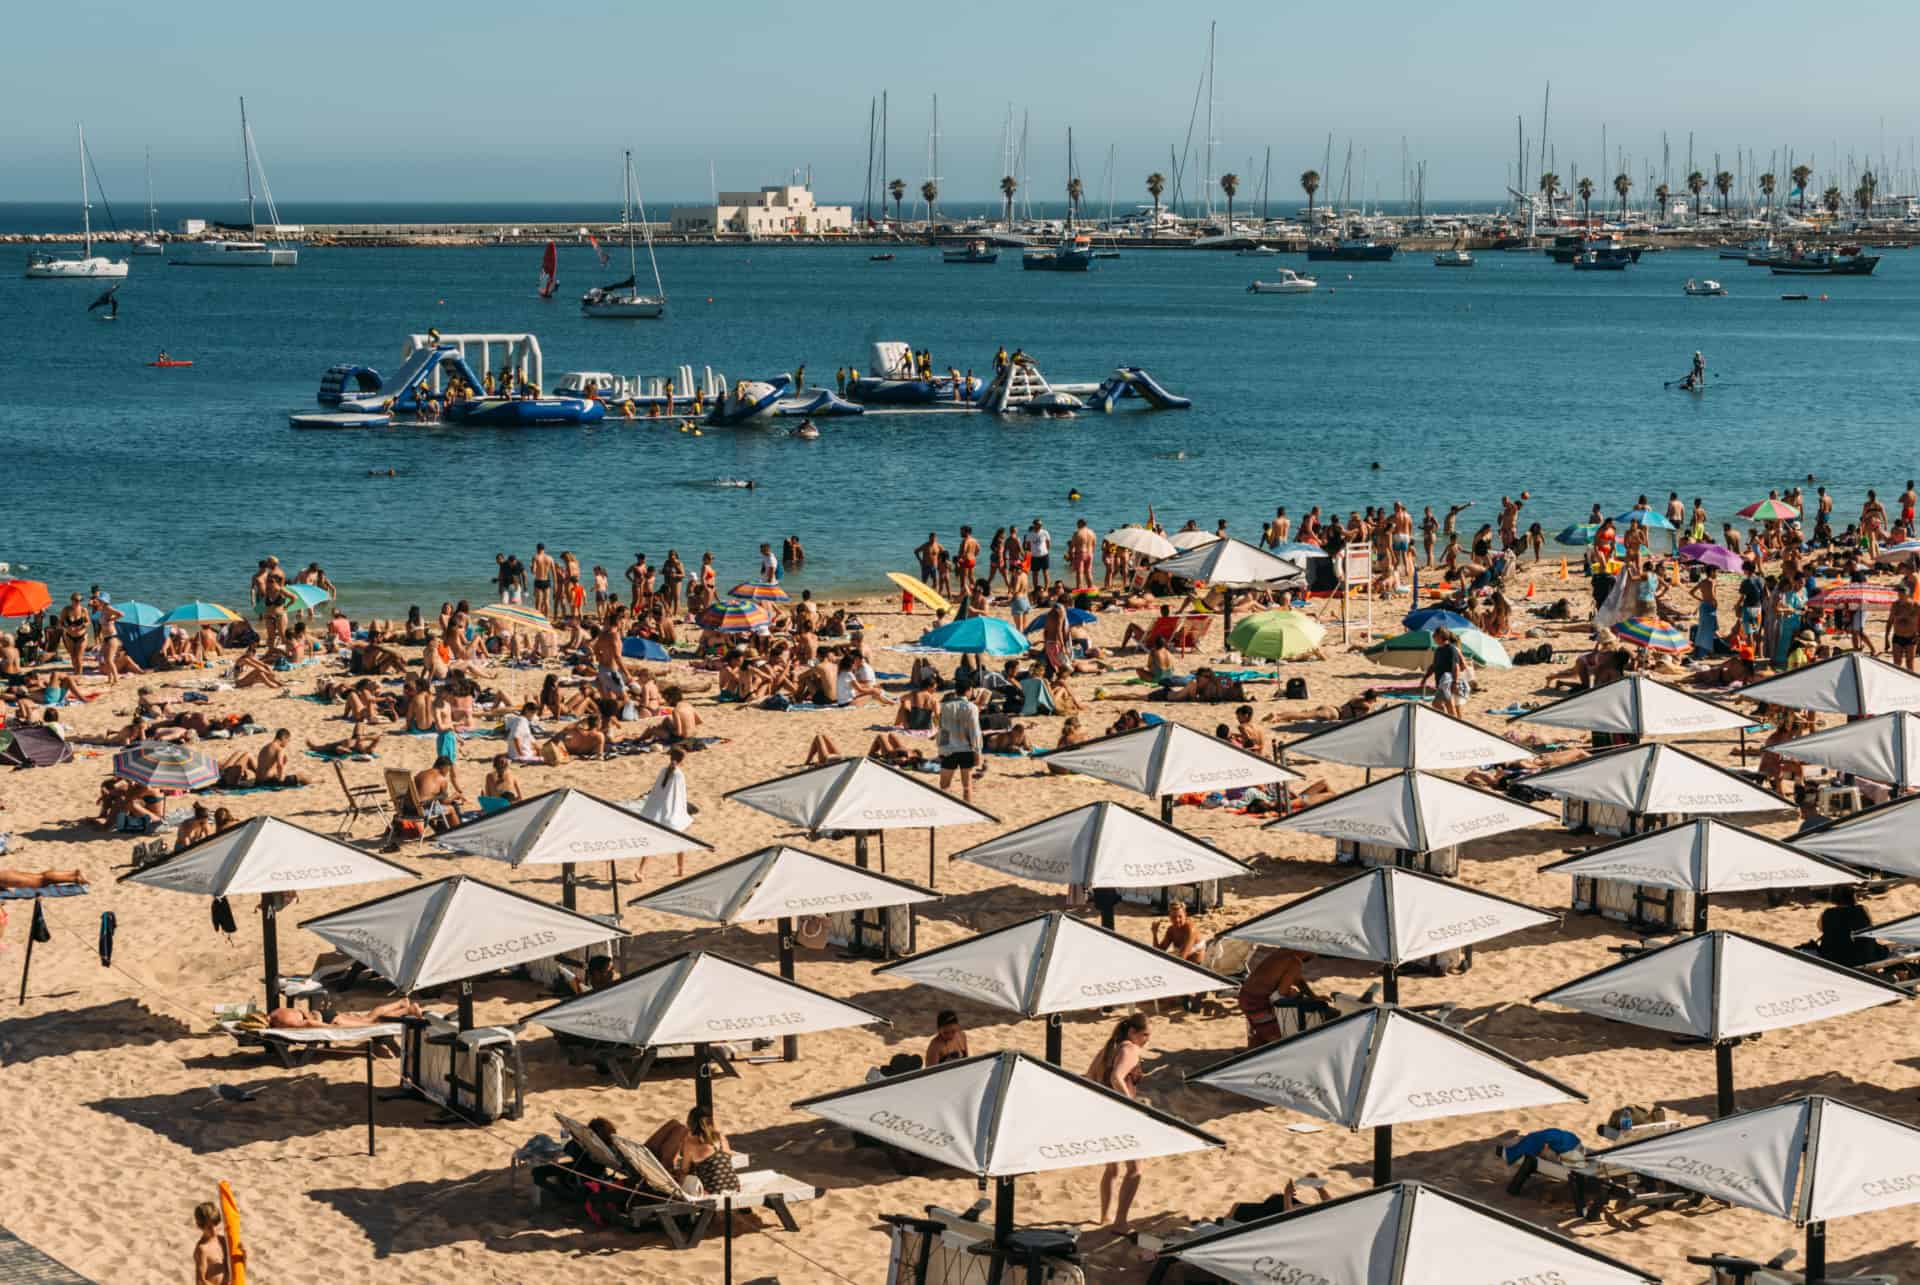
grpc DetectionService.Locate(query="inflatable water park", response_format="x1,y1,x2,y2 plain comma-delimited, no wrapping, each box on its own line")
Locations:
289,333,1190,430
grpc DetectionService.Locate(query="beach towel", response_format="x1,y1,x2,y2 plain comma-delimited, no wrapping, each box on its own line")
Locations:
305,749,377,762
0,883,87,900
208,782,309,796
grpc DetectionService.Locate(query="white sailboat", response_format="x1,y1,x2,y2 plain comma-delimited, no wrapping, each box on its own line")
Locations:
170,98,298,267
130,147,164,255
581,150,666,319
24,125,129,280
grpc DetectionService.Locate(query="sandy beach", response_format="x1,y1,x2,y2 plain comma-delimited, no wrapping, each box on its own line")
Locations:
6,562,1920,1285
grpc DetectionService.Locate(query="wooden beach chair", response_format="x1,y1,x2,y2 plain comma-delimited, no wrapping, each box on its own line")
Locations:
607,1135,822,1246
382,768,427,845
331,759,390,837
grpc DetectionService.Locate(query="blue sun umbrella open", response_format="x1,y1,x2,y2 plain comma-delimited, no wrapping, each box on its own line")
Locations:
283,583,331,611
1555,524,1600,546
1023,608,1097,632
922,617,1029,656
1402,608,1474,633
621,637,671,661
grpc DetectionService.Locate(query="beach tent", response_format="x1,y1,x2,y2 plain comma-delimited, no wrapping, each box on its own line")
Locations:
1533,930,1906,1115
1521,743,1787,831
1264,770,1548,867
1282,703,1530,773
874,910,1230,1062
724,756,995,884
1600,1096,1920,1282
632,845,936,1059
796,1051,1222,1268
111,601,168,668
530,951,886,1112
1153,536,1306,631
300,875,620,1027
123,816,418,1010
1539,818,1860,932
1791,792,1920,876
435,787,709,911
1739,652,1920,717
1154,1181,1659,1285
1772,710,1920,792
0,726,72,769
1040,721,1299,822
948,801,1250,925
1191,1005,1584,1184
1222,866,1557,1001
1511,675,1751,738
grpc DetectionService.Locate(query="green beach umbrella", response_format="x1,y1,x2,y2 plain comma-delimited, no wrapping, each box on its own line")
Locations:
1364,628,1511,672
1227,609,1325,660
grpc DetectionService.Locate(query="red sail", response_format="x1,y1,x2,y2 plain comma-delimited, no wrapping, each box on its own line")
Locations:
538,240,558,298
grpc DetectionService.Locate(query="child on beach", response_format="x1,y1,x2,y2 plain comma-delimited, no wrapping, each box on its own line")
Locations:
192,1202,229,1285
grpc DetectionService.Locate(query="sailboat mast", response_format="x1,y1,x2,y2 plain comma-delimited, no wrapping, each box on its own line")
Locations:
624,149,637,279
1262,145,1271,223
145,146,156,236
239,97,257,229
863,98,875,228
78,125,92,258
1203,20,1216,218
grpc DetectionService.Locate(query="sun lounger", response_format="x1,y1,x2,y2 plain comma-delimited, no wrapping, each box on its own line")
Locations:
217,1018,404,1068
1689,1250,1896,1285
599,1134,821,1247
331,760,391,837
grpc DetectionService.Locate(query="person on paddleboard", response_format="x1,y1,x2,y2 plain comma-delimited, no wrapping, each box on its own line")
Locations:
1683,350,1705,390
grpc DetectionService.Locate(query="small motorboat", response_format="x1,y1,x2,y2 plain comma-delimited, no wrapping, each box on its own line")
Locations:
1684,278,1728,296
1247,268,1317,294
1781,293,1810,302
1433,249,1475,267
869,253,895,261
289,410,390,430
1236,244,1283,257
942,240,998,264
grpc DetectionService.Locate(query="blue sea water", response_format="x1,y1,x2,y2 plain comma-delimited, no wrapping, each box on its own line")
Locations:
2,239,1916,616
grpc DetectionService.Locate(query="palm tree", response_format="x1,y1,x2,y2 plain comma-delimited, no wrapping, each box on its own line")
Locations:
1219,173,1239,235
1613,172,1632,218
1758,172,1776,216
888,178,905,225
1791,164,1813,214
1066,176,1083,229
1146,172,1166,229
1300,169,1321,227
1857,170,1878,217
920,180,938,224
1538,171,1560,216
1000,175,1017,226
1823,185,1843,216
1714,171,1733,221
1686,171,1707,222
1654,183,1671,221
1576,176,1594,224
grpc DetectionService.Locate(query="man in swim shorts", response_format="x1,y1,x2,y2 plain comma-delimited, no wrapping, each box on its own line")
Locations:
1025,519,1053,588
530,543,556,615
957,526,979,591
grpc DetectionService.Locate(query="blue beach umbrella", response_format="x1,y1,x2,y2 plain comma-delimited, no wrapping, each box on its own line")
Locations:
1023,608,1097,633
283,583,331,612
922,617,1029,656
113,601,164,626
621,637,671,662
1402,608,1474,633
1555,524,1600,547
1614,508,1675,530
113,601,167,667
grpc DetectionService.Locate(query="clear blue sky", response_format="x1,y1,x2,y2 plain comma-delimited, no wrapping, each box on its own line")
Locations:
5,0,1916,208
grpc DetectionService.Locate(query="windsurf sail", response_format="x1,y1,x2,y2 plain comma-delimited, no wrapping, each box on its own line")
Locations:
87,283,121,312
588,233,609,266
538,240,558,298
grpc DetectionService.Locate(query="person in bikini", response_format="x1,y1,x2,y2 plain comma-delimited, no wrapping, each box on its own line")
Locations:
267,997,423,1028
1887,588,1920,672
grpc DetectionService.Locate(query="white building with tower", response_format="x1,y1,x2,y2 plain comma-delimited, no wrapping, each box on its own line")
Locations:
669,185,853,237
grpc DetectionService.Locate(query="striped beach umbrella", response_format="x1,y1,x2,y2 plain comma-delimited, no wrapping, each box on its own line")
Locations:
1812,583,1899,609
474,602,554,631
0,579,51,618
729,581,790,603
1738,498,1800,521
1612,617,1692,654
1554,523,1600,547
1364,627,1512,670
700,599,775,632
160,601,242,626
112,741,219,791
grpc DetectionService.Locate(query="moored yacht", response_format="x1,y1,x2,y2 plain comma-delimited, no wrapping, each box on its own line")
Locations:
1247,268,1318,294
169,99,298,268
24,126,128,280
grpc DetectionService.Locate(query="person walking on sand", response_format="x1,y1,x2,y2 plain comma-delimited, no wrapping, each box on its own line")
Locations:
1087,1015,1151,1234
1069,519,1096,591
937,687,982,803
1025,518,1053,589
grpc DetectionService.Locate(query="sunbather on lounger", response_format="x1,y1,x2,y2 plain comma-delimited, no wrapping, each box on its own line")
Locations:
647,1107,738,1193
0,868,84,890
267,998,423,1029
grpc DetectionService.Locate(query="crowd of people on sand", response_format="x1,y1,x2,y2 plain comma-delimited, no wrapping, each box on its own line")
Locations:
23,462,1920,1272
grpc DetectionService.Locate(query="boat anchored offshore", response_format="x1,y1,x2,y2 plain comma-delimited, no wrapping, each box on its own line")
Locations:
1767,248,1881,276
581,149,667,318
170,99,298,267
1433,249,1476,267
943,240,998,264
1684,278,1728,296
1022,233,1095,271
25,126,128,280
1247,269,1318,294
1572,243,1631,271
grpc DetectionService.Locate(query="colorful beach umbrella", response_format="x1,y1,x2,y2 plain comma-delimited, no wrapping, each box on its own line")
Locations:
282,583,331,612
112,741,219,791
885,571,951,613
1611,616,1692,654
0,579,51,618
1226,609,1325,659
729,581,789,603
160,601,242,626
112,600,164,626
1812,583,1898,609
473,602,554,631
699,598,775,632
1554,523,1599,547
1364,627,1511,670
921,616,1028,656
1739,498,1800,520
1678,542,1744,573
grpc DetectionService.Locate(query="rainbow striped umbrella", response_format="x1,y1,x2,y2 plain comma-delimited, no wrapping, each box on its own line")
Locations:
160,601,242,626
474,602,554,631
1812,583,1899,609
700,599,776,632
112,741,218,790
1612,617,1692,654
729,581,790,603
1738,498,1800,521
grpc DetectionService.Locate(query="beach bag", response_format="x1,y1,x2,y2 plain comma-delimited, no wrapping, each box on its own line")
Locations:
210,896,237,936
1284,677,1309,700
759,694,791,711
98,911,115,967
